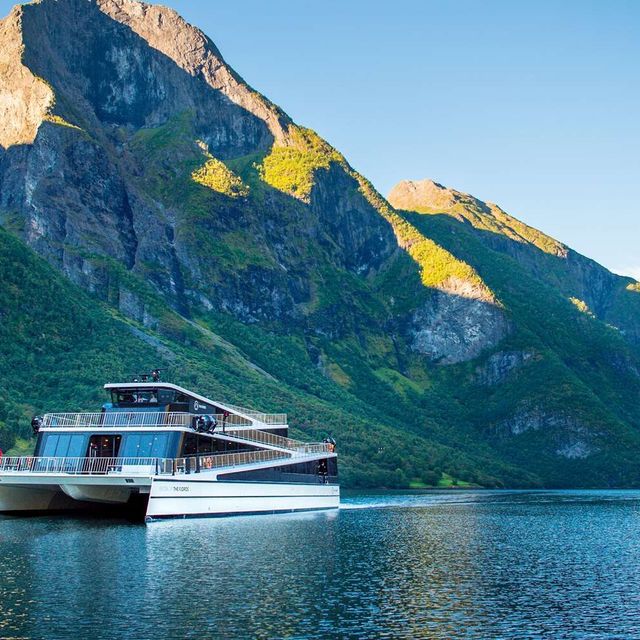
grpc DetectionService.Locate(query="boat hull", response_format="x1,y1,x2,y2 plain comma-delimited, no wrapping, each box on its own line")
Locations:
0,474,151,514
0,484,99,513
145,477,340,521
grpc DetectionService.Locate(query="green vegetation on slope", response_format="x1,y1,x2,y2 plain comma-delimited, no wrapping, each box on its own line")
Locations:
0,224,527,488
258,126,342,201
192,143,249,198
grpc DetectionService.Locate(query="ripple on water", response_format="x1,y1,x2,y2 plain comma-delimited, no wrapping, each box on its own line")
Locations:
1,490,640,639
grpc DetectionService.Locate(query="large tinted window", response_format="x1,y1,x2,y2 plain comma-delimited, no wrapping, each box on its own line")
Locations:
121,432,170,458
40,434,88,458
66,435,87,458
150,434,169,457
56,434,71,457
42,435,58,457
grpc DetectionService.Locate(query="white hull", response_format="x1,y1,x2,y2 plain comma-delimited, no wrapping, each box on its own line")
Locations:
0,473,339,521
146,477,340,520
0,484,62,512
0,474,151,513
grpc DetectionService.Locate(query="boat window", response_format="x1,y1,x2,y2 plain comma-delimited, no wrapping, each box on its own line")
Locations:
56,434,71,457
66,435,87,458
87,435,121,458
42,434,58,457
150,433,169,457
180,433,218,456
122,434,141,457
157,389,175,404
111,390,159,406
182,432,198,456
121,432,170,458
40,434,88,458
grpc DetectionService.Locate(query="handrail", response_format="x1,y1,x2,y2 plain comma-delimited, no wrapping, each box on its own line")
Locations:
0,451,292,476
217,428,303,450
215,428,334,454
41,412,283,429
0,456,166,475
218,403,287,425
185,449,291,472
42,412,192,429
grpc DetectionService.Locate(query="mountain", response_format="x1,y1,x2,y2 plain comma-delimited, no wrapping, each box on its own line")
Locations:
0,0,639,487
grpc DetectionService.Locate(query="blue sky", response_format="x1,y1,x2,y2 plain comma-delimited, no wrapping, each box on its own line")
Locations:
3,0,638,278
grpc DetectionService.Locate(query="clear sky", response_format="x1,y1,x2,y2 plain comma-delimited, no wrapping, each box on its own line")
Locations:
3,0,638,278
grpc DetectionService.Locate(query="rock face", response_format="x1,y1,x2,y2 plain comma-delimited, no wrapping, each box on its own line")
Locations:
495,406,597,460
1,0,640,488
474,351,533,386
411,279,509,364
0,0,399,330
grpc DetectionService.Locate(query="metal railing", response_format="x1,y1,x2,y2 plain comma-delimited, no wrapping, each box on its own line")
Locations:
219,403,287,426
218,428,303,450
42,412,192,429
182,449,291,473
216,428,333,454
0,450,293,477
0,456,167,475
41,412,283,430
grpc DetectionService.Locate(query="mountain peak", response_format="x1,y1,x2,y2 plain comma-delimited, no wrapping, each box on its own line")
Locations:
0,0,292,149
388,178,491,215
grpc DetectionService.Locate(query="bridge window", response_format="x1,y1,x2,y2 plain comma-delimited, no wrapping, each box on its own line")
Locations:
111,390,159,406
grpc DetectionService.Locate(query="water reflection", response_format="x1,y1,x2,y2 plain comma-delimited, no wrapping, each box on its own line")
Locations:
1,491,640,639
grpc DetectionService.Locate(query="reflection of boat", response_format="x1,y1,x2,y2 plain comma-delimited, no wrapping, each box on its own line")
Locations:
0,373,339,522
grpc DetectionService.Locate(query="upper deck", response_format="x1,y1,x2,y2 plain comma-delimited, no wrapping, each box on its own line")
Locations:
20,375,336,476
100,381,287,428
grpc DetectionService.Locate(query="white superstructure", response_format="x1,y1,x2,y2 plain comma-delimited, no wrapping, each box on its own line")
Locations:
0,376,339,522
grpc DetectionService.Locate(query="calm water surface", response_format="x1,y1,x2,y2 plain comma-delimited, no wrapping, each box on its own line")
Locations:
1,490,640,639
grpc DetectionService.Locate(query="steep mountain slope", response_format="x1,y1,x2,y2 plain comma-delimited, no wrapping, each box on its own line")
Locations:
388,179,640,485
0,0,638,487
0,225,522,487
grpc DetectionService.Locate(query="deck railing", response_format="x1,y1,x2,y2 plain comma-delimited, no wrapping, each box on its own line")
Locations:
42,412,192,429
184,449,291,473
0,450,294,476
218,403,287,426
41,412,284,430
0,456,167,475
217,429,333,454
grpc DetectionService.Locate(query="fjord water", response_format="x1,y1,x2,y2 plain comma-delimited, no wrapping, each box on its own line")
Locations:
2,491,640,639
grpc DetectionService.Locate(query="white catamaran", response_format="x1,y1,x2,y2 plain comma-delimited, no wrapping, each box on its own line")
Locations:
0,372,339,522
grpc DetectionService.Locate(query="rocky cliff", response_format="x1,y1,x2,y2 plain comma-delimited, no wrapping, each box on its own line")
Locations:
0,0,639,488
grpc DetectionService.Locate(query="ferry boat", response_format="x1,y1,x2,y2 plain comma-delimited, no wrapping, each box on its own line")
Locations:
0,373,339,522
